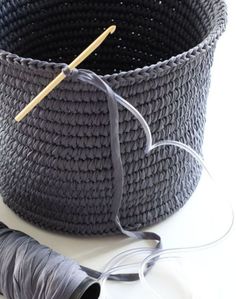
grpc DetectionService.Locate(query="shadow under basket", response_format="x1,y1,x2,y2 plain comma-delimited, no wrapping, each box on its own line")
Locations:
0,0,227,235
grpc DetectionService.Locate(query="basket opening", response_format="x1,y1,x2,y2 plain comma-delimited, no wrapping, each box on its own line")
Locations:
0,0,215,74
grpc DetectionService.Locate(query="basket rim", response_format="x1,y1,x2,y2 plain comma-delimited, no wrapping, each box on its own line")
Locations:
0,0,227,83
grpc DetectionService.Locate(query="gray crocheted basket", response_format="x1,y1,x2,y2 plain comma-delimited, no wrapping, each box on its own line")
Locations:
0,0,227,235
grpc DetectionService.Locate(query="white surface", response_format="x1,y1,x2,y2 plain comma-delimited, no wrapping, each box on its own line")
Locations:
0,1,236,298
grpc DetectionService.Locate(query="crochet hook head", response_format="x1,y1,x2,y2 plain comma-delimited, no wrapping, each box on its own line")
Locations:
15,25,116,122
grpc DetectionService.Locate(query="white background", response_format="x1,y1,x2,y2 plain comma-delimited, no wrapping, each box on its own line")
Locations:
0,0,236,298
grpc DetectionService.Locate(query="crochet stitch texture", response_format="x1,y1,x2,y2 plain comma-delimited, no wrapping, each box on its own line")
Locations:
0,0,227,234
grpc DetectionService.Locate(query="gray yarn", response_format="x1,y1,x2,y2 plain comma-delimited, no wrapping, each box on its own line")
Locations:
0,222,160,297
63,67,160,244
0,0,227,235
62,67,125,224
0,222,100,299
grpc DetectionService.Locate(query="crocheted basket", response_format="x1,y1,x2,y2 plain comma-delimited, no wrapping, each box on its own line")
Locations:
0,0,227,235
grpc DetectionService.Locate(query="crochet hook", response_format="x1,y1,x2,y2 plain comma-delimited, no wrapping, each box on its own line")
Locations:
15,25,116,122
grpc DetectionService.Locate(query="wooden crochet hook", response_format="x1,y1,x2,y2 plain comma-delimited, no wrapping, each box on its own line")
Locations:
15,25,116,122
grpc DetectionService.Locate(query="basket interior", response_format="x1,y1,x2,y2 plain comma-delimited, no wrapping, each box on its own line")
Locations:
0,0,215,74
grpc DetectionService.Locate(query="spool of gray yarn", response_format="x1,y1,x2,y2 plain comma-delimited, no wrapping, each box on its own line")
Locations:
0,222,101,299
